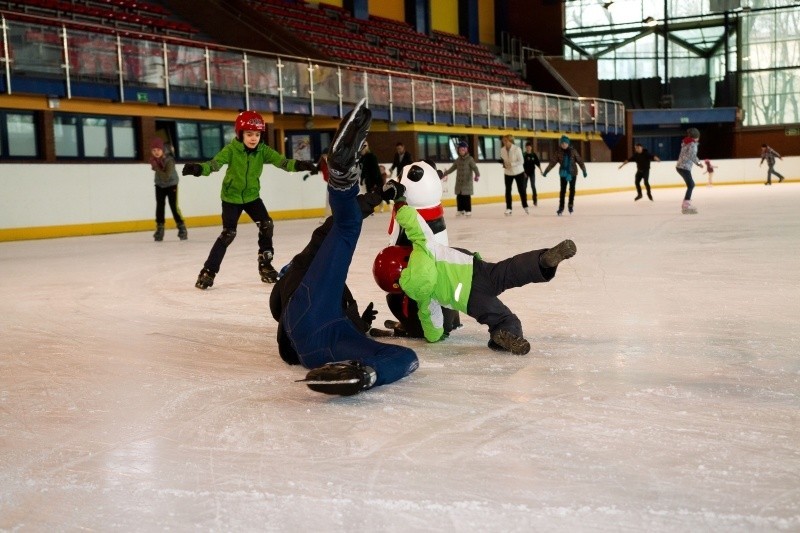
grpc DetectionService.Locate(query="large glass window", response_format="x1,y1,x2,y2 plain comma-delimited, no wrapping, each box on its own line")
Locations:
54,116,80,157
54,114,136,159
0,111,38,158
564,0,800,126
175,121,235,159
83,117,108,157
416,134,464,162
477,135,524,162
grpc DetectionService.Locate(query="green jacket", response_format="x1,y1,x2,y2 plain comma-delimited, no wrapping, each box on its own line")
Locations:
200,139,297,204
395,203,476,342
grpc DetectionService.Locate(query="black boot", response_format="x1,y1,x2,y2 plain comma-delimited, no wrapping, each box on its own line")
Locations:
489,330,531,355
177,224,188,240
258,251,278,283
540,239,577,268
195,268,215,289
327,98,372,190
297,361,377,396
153,224,165,241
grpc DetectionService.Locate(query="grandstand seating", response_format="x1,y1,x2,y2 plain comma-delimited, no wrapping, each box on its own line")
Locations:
248,0,529,89
0,0,197,37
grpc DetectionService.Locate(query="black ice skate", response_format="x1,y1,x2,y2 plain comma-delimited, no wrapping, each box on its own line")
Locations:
153,224,165,242
297,360,377,396
327,98,372,190
258,251,278,283
195,268,215,289
540,239,577,268
490,330,531,355
177,224,188,240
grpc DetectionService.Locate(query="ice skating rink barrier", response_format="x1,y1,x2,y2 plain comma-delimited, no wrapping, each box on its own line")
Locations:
1,156,797,240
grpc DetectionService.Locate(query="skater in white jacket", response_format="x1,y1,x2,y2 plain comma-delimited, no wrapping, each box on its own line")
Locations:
675,128,704,214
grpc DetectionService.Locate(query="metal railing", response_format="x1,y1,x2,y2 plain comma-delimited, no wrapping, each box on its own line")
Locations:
0,12,624,135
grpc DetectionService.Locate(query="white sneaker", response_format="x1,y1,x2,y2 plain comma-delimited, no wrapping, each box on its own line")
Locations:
465,211,472,217
504,209,512,216
456,211,465,216
524,207,530,215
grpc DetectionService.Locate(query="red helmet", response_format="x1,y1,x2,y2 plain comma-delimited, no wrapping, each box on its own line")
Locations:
373,246,411,294
234,110,265,138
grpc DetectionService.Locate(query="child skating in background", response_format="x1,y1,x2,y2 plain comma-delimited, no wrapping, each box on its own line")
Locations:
182,110,317,289
149,137,187,242
442,141,480,217
542,135,587,216
523,141,542,207
675,127,704,214
703,159,717,186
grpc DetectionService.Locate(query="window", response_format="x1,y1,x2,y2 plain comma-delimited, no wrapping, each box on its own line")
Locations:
564,0,800,126
477,136,502,161
0,111,38,158
53,114,136,159
175,121,235,159
416,134,465,162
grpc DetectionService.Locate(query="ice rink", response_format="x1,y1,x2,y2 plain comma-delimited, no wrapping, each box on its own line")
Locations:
2,183,799,531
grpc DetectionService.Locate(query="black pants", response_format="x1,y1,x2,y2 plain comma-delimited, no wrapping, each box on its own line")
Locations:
558,175,577,211
155,185,184,226
528,174,538,205
635,169,652,197
504,173,528,209
203,199,272,273
456,194,472,212
467,250,555,338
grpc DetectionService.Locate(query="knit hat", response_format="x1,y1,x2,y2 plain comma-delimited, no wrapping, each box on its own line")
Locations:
457,141,468,149
560,135,570,145
150,137,164,150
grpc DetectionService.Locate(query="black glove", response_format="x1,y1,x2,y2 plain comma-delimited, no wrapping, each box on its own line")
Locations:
182,163,202,176
294,160,317,173
360,302,377,328
381,180,406,202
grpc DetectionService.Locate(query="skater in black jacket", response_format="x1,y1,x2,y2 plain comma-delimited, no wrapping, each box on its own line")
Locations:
619,143,660,201
523,141,542,207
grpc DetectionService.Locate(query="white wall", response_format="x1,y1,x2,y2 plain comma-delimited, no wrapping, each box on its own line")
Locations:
1,157,797,232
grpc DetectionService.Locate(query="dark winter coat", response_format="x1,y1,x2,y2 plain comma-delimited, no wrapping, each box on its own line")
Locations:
390,150,413,177
523,152,541,177
443,154,480,196
359,151,382,192
543,146,586,179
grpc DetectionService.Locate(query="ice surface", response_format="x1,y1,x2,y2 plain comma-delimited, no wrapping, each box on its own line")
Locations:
2,184,799,531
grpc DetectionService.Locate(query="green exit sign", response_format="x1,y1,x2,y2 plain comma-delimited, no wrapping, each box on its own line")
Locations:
136,92,148,102
680,117,689,123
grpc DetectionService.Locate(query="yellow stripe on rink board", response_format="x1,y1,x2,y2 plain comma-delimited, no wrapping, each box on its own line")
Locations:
0,210,329,242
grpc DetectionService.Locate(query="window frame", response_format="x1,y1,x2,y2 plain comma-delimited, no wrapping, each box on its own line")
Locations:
0,110,39,159
52,113,137,160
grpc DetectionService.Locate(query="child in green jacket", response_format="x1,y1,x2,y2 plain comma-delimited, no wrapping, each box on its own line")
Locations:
376,179,577,354
183,110,316,289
